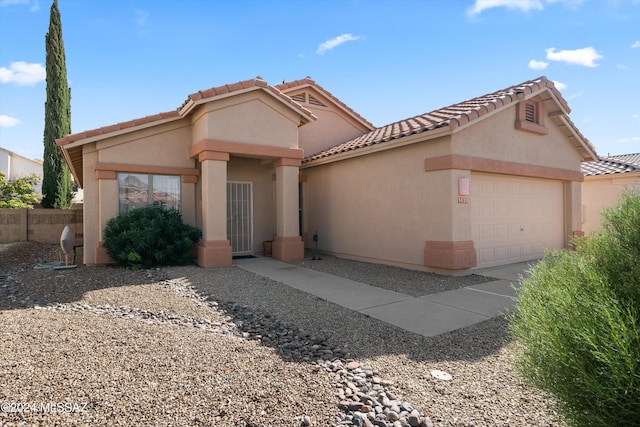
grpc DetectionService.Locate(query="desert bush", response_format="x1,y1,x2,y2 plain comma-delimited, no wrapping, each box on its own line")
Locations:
510,191,640,427
103,202,201,269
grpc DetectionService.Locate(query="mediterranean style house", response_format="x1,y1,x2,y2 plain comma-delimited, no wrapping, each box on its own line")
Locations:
57,75,597,274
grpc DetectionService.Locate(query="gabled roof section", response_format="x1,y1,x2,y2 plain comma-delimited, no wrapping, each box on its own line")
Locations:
56,77,317,187
180,76,316,123
303,76,596,163
57,77,314,149
276,77,375,131
582,153,640,176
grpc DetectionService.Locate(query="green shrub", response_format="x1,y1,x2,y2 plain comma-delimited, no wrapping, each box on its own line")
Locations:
510,191,640,427
103,202,201,269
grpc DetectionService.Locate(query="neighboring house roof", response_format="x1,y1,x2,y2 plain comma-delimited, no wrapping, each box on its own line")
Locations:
57,77,317,187
303,76,597,163
582,153,640,176
276,77,375,131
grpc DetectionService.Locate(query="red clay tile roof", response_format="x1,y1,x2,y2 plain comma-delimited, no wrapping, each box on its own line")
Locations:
582,153,640,176
180,76,316,121
303,76,588,163
56,110,180,147
276,77,375,130
57,77,315,148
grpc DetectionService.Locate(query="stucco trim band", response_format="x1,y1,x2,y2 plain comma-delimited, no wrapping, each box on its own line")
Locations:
424,240,477,270
94,162,200,181
198,151,230,162
274,158,302,167
424,155,583,182
190,139,304,161
272,235,304,262
197,240,232,268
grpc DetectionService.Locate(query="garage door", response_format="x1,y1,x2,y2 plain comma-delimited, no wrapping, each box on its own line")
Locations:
471,173,565,268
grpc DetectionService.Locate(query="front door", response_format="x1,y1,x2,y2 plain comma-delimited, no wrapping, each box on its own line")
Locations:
227,182,253,255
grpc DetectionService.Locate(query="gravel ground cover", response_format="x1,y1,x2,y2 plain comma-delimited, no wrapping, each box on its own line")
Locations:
0,242,559,426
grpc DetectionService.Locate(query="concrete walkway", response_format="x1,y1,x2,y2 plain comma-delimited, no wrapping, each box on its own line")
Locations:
233,257,537,337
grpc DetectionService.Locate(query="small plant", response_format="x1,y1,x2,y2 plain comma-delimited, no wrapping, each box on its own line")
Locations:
0,172,41,209
510,191,640,427
103,202,201,269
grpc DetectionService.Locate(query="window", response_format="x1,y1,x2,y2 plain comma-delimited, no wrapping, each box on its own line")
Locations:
118,173,180,214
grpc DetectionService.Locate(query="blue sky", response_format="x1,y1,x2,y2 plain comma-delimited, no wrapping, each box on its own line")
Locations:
0,0,638,160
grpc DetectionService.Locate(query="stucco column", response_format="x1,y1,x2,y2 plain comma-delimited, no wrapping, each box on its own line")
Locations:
273,158,304,262
565,180,583,242
423,169,477,271
197,152,232,267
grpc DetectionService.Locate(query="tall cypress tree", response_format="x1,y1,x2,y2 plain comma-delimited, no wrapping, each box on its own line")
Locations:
42,0,73,209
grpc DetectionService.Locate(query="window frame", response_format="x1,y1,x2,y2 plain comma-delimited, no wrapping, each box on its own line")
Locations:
117,172,181,214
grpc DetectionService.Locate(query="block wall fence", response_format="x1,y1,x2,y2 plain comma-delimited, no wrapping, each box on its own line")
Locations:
0,208,83,244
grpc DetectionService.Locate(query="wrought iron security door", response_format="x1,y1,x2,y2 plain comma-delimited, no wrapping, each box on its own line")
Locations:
227,182,253,254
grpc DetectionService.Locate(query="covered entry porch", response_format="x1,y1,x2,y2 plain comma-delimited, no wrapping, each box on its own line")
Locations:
190,139,304,267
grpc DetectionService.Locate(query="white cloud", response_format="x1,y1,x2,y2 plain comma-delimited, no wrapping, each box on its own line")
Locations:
552,80,567,91
0,0,39,11
620,136,640,143
568,90,584,100
545,47,603,67
0,115,21,127
135,9,149,26
468,0,543,16
468,0,584,16
134,9,150,35
632,41,640,48
632,114,639,119
0,61,46,85
316,34,362,55
545,0,584,7
528,59,548,70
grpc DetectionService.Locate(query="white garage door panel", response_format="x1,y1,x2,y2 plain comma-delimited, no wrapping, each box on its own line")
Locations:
472,173,565,268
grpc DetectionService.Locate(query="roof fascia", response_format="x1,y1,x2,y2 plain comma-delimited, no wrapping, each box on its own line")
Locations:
57,115,183,150
179,85,316,125
557,115,598,161
59,145,82,187
534,87,598,161
584,171,640,181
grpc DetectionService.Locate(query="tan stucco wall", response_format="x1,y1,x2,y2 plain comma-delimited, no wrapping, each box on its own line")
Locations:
303,136,454,270
80,122,196,264
582,174,640,233
82,146,99,264
453,105,584,238
191,91,301,148
303,103,586,272
452,106,582,173
98,125,193,167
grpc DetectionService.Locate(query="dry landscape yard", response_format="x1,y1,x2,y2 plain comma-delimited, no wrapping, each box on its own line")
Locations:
0,242,559,426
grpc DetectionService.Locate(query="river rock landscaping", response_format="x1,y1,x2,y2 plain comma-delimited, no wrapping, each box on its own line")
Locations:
0,242,559,426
